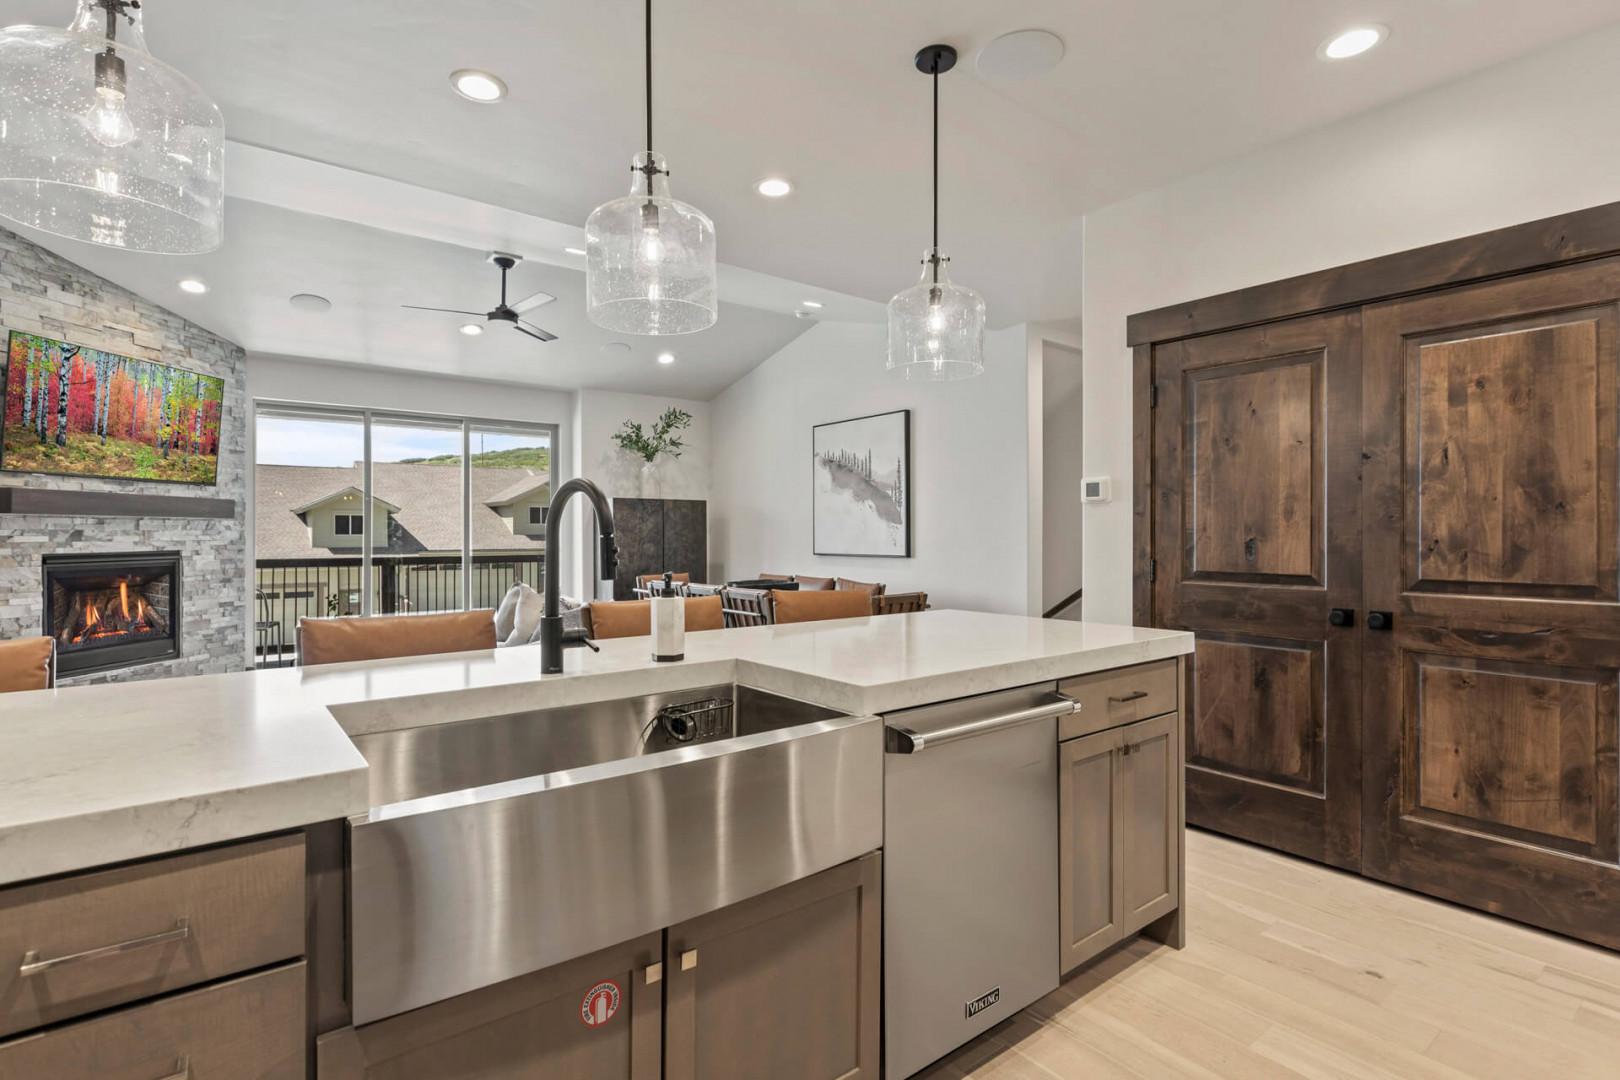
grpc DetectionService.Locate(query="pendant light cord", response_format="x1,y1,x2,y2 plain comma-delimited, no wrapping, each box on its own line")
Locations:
932,57,939,267
645,0,654,157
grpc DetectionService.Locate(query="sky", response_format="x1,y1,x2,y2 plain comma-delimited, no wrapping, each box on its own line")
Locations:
255,416,548,467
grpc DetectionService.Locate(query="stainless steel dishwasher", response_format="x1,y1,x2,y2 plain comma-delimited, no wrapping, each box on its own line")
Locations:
883,682,1076,1078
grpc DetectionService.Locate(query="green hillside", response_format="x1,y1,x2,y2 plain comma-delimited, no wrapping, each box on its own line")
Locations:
400,446,552,470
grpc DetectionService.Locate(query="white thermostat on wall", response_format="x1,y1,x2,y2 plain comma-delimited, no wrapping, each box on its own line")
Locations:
1081,476,1111,503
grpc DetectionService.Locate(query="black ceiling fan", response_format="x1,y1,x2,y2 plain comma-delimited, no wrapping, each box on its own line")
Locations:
403,252,559,342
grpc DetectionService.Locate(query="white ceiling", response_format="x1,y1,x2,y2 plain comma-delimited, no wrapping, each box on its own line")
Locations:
12,199,816,399
7,0,1620,394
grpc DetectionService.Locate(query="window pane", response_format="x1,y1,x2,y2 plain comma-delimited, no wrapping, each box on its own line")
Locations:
253,408,365,667
470,424,552,622
371,416,465,616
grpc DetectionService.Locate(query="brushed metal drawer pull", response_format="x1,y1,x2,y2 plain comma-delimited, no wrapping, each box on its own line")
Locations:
680,948,698,971
18,918,190,977
645,962,663,985
1109,690,1150,704
154,1057,190,1080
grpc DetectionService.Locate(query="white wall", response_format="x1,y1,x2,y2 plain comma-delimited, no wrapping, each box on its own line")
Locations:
1042,342,1084,619
709,320,1033,615
1081,23,1620,625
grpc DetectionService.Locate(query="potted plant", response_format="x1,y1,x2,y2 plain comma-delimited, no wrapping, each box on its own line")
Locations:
612,407,693,497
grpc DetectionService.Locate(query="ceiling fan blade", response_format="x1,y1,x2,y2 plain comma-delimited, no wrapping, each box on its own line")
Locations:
511,289,557,315
401,304,488,316
515,321,558,343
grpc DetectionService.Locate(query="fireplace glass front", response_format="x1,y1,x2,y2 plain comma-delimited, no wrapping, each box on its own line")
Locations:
42,552,181,677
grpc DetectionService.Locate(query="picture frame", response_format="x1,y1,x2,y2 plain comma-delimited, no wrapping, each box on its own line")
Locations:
812,408,911,558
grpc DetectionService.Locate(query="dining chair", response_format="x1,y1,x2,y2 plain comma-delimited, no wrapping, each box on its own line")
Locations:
585,596,724,639
721,587,774,628
255,588,285,668
877,591,930,615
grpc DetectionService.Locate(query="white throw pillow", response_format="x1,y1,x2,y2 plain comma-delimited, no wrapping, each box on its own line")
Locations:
494,583,525,641
504,584,545,647
527,595,583,643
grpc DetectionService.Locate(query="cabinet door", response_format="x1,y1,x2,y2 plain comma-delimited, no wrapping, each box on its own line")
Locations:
1361,258,1620,950
1059,726,1125,974
665,852,880,1080
1151,310,1364,869
1118,713,1180,935
316,933,662,1080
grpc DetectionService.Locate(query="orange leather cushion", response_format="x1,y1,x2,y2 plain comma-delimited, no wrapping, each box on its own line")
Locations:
590,596,722,639
0,636,54,692
299,610,496,667
772,589,873,624
836,577,885,596
795,575,836,591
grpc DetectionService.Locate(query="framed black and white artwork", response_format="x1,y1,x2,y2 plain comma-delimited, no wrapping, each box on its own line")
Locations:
812,409,911,558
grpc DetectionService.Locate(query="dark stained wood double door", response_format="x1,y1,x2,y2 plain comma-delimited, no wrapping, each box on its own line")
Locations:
1148,256,1620,947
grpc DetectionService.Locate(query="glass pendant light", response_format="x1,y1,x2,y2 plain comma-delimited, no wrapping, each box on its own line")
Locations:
0,0,224,253
585,0,717,336
887,44,985,381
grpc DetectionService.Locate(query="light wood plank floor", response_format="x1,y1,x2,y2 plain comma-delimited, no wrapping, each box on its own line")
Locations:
915,829,1620,1079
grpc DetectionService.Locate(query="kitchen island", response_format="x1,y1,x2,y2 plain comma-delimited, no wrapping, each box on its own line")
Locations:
0,610,1193,1078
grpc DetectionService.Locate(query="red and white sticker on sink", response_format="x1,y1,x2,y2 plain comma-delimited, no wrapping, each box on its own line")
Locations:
581,980,622,1027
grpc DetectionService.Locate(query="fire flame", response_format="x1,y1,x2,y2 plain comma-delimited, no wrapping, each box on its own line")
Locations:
85,601,100,629
119,580,129,621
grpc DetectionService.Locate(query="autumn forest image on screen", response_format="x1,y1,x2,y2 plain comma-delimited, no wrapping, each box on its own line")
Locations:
2,331,224,484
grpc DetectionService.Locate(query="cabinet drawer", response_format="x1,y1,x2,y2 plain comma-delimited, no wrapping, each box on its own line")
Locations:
0,961,304,1079
0,834,305,1037
1059,659,1178,740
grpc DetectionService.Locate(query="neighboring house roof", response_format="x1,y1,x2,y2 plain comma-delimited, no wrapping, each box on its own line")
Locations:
256,462,549,560
483,474,553,507
289,485,402,516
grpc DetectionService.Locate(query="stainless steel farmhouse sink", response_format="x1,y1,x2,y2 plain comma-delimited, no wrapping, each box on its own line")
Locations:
345,684,883,1024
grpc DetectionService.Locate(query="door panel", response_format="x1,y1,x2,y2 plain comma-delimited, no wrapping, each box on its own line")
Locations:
1362,257,1620,950
1152,311,1363,867
1059,726,1123,973
1119,714,1179,933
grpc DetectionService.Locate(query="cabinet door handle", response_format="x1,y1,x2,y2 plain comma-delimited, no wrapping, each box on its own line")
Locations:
680,949,698,971
153,1058,189,1080
1108,690,1149,704
1120,742,1134,757
19,919,190,977
644,962,663,985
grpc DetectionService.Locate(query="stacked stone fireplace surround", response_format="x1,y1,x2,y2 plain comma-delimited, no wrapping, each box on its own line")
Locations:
0,226,247,684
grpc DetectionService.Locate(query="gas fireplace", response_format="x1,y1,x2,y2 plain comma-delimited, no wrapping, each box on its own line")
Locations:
42,552,182,677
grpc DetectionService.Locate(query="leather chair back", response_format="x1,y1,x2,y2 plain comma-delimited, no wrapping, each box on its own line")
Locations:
298,610,496,667
772,589,874,624
0,637,55,693
587,596,723,639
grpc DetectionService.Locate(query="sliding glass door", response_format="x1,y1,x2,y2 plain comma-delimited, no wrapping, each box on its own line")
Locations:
252,402,556,666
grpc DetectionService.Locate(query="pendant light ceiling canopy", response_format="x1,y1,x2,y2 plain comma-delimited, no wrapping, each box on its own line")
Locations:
887,43,986,382
585,0,717,336
0,0,224,254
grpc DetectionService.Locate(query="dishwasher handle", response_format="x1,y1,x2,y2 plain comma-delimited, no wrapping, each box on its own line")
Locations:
885,695,1077,754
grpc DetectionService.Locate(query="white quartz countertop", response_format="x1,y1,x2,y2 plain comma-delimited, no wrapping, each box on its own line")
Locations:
0,610,1191,886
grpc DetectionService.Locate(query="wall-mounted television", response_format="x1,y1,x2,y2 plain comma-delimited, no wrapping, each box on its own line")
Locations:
2,330,224,485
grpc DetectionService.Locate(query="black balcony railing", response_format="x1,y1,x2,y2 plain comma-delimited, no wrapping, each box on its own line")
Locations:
253,553,545,667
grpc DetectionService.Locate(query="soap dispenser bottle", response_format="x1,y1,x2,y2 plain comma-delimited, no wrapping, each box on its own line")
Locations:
651,571,685,662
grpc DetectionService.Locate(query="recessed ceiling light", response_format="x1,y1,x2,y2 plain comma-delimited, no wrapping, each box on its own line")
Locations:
976,29,1065,82
288,292,331,313
794,309,817,320
178,278,208,295
564,246,587,256
450,69,507,103
801,300,823,309
657,351,676,365
460,323,484,336
756,177,793,198
1319,25,1387,60
600,341,632,354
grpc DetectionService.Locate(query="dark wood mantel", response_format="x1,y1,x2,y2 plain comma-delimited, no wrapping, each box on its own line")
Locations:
0,487,237,520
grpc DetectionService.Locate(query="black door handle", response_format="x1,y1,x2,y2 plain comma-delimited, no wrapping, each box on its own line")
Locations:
1367,611,1394,631
1329,608,1355,627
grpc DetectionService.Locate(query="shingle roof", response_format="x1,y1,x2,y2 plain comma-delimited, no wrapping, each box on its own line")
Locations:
483,474,552,507
255,462,549,560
